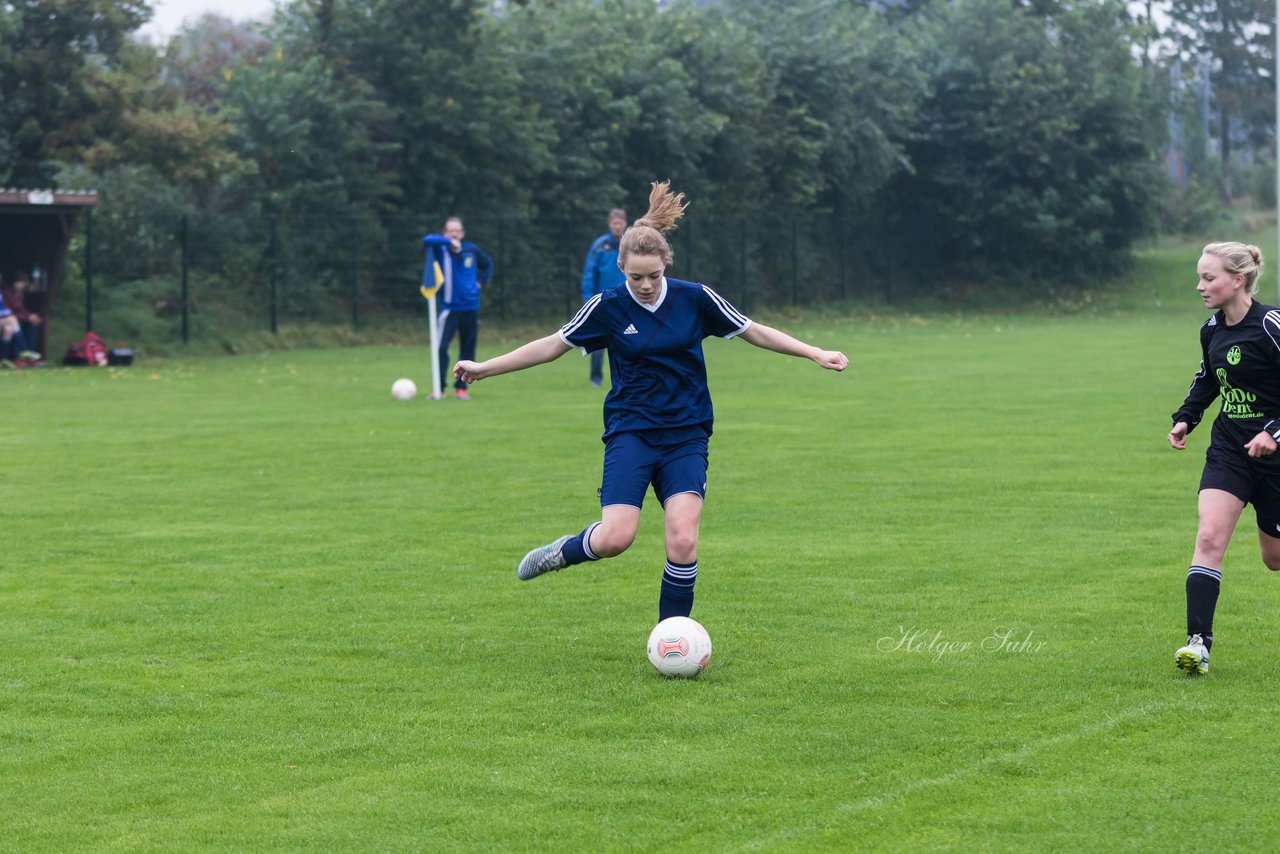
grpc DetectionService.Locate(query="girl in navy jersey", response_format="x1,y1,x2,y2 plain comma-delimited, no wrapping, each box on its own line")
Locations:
1169,242,1280,674
453,181,848,620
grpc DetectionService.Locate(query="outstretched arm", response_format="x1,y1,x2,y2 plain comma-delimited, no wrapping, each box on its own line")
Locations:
454,333,572,383
739,323,848,372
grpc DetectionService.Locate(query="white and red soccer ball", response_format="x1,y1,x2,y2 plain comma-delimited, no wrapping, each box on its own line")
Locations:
391,378,417,400
647,616,712,678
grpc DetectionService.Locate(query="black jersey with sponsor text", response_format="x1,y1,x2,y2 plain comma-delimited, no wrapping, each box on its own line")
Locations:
1173,300,1280,450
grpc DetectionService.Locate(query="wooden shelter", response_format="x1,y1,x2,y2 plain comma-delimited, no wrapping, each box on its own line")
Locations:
0,188,98,356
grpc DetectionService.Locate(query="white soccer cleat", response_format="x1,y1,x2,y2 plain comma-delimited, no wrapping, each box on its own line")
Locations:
1175,633,1210,675
517,535,573,580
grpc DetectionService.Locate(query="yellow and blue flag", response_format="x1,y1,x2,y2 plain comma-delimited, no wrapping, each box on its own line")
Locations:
420,259,444,300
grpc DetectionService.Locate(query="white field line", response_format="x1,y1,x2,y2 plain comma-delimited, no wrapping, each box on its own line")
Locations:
740,699,1170,850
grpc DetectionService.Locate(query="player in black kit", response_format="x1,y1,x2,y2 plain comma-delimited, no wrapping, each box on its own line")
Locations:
1169,242,1280,674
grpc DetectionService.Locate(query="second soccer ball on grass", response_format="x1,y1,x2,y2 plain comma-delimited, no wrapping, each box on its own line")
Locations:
391,378,417,400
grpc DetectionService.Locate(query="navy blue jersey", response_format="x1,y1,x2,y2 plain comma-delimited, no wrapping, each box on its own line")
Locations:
1173,301,1280,448
559,277,751,440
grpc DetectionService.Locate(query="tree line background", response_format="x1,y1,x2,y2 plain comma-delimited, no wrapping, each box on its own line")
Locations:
0,0,1275,347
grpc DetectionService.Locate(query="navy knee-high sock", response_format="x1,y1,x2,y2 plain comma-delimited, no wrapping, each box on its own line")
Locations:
561,522,602,566
659,559,697,620
1187,565,1221,651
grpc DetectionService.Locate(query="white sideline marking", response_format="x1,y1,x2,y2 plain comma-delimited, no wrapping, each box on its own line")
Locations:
740,700,1169,849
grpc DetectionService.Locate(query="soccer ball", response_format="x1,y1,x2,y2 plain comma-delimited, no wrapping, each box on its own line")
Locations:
391,378,417,400
647,616,712,678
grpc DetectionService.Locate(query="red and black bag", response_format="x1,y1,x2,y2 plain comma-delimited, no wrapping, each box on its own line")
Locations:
63,331,109,366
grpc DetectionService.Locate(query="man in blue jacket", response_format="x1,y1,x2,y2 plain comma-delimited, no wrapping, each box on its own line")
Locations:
423,217,493,399
579,208,627,386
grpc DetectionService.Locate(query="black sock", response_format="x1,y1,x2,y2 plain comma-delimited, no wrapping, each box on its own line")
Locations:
659,559,697,620
1187,565,1221,651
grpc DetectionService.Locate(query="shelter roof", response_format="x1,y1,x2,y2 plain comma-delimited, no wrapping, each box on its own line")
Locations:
0,188,98,212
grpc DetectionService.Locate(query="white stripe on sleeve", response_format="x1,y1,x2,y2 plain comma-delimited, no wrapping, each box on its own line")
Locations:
1264,309,1280,353
559,293,604,353
701,285,751,337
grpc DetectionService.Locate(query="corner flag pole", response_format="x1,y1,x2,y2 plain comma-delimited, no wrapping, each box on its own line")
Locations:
422,256,445,399
428,291,442,399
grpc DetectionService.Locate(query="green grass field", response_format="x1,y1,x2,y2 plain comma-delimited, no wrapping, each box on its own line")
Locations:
6,239,1280,850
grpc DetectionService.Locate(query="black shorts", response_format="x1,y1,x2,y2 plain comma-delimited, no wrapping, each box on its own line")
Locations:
1200,443,1280,536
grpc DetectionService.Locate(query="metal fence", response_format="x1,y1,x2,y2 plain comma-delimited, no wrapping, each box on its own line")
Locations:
61,205,896,349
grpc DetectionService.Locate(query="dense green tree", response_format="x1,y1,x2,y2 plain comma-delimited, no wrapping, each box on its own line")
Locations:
492,0,924,219
288,0,551,220
660,3,773,213
499,0,733,218
728,0,925,211
0,0,150,185
882,0,1161,282
223,50,398,217
216,40,402,310
84,42,245,198
0,10,19,177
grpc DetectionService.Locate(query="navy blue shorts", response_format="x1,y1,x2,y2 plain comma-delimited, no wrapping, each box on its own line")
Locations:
1200,443,1280,536
599,429,709,509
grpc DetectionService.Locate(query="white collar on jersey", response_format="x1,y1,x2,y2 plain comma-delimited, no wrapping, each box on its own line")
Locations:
626,276,668,313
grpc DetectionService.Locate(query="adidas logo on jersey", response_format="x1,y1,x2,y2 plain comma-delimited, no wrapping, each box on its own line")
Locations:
623,323,639,335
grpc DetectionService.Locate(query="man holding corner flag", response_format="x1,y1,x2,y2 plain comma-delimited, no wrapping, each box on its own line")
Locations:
422,216,493,399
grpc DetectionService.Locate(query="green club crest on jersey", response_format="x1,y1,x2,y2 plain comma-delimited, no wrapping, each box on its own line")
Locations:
1227,345,1242,365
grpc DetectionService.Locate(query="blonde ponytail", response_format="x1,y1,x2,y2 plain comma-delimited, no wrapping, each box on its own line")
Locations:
619,181,688,266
